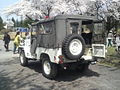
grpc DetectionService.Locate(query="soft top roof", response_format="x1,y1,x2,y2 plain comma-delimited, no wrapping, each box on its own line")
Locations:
31,15,98,26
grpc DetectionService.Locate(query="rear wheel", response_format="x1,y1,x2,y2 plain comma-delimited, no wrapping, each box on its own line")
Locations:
19,51,28,66
42,58,58,79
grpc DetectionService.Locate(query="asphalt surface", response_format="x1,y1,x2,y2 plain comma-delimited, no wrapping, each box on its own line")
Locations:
0,40,120,90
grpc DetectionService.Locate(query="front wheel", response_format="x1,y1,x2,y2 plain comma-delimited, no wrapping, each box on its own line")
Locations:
42,58,58,79
19,51,28,66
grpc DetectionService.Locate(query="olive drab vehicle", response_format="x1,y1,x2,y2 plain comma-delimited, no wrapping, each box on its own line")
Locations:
19,15,106,79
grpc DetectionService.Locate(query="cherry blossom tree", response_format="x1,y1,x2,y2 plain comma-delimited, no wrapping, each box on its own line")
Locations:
86,0,120,21
3,0,42,19
3,0,90,19
3,0,120,21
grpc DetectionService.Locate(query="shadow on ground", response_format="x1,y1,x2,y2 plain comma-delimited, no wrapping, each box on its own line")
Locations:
56,69,100,82
0,59,100,90
27,61,100,82
27,61,42,73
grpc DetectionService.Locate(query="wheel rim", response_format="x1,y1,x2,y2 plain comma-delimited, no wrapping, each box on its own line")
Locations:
43,60,51,75
69,39,82,55
20,54,24,64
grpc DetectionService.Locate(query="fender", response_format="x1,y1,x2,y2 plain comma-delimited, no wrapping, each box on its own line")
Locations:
36,47,62,64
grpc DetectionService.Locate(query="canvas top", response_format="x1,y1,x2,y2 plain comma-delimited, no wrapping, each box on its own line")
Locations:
31,15,98,25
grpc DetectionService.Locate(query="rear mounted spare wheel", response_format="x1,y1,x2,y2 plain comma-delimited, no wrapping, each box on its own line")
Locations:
62,34,85,60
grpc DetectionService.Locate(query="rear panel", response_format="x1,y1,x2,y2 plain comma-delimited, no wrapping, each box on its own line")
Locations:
55,20,66,47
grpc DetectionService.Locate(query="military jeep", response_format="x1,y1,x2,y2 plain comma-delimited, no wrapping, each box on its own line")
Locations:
19,15,105,79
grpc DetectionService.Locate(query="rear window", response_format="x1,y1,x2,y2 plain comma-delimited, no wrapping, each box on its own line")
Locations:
70,22,79,34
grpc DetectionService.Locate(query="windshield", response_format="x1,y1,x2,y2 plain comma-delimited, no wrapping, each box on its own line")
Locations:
31,26,37,36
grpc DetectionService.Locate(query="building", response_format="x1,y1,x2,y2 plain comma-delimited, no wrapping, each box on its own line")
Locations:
4,19,14,30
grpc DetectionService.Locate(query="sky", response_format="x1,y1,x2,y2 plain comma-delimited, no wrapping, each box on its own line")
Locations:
0,0,19,21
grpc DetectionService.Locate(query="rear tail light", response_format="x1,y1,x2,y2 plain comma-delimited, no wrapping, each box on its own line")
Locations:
59,60,64,64
58,55,64,64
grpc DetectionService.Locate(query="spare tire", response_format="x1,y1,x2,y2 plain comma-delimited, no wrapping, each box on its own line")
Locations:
62,34,85,60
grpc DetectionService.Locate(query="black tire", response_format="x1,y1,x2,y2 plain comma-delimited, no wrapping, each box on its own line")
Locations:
42,58,58,79
19,51,28,66
62,34,85,60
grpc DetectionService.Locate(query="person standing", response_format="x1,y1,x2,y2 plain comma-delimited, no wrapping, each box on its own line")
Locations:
115,34,120,51
3,32,11,51
13,32,21,54
107,31,113,47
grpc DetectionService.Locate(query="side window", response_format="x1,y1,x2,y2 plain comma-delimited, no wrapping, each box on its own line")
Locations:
70,22,79,34
38,22,53,34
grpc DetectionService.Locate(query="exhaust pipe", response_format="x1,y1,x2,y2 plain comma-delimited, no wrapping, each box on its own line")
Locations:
90,61,97,65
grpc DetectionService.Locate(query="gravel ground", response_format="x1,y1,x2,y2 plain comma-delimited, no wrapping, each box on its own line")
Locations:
0,40,120,90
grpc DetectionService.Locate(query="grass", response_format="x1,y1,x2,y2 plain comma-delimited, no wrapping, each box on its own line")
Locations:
99,47,120,68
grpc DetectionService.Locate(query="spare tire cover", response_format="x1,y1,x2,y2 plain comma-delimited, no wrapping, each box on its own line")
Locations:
62,34,85,60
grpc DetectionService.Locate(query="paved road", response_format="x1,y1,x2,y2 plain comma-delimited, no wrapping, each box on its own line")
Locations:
0,40,120,90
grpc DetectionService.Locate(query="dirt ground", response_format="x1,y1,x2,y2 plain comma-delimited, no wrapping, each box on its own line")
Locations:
0,40,120,90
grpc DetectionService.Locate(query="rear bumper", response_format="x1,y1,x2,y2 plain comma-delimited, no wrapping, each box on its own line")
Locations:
59,57,98,70
59,55,97,64
59,59,91,70
60,55,97,64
